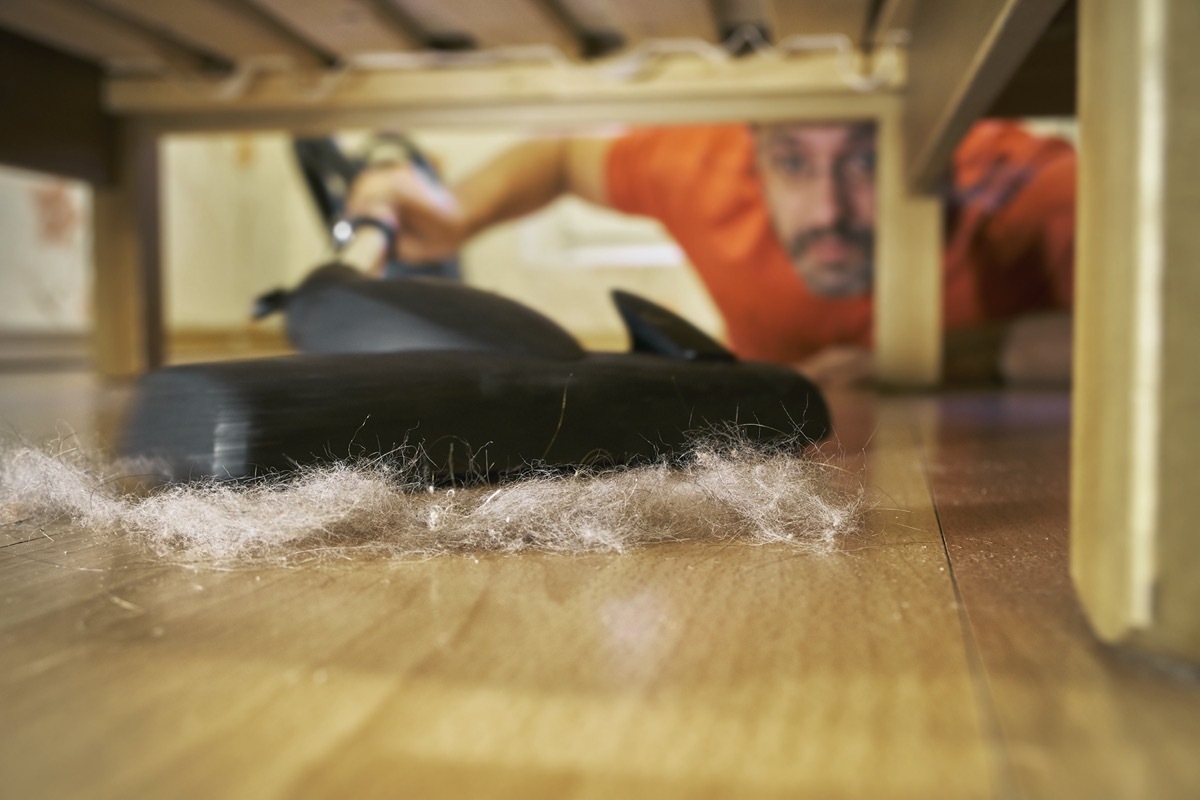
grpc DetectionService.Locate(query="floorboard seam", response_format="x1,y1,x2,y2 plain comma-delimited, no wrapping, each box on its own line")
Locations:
1,538,38,550
911,406,1022,800
0,531,52,550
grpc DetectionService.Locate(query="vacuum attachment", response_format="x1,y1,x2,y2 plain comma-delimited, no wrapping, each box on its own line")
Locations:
121,270,830,482
253,263,584,359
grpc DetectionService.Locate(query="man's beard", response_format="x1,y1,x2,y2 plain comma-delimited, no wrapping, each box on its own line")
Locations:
787,224,875,297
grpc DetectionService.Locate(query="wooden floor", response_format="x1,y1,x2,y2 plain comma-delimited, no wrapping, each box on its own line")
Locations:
1,371,1199,799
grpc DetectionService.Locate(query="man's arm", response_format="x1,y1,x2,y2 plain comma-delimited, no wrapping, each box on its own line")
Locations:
346,137,614,267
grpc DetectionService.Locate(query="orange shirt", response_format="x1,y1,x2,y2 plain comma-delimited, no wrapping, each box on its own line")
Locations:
605,121,1075,363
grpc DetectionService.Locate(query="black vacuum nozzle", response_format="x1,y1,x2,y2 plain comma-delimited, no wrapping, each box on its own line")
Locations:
123,270,830,482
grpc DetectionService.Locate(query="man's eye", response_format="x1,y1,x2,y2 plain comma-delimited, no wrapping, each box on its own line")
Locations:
772,154,809,176
842,152,877,178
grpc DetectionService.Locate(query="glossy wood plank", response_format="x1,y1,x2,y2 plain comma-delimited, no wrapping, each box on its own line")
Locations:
918,392,1200,799
0,387,993,798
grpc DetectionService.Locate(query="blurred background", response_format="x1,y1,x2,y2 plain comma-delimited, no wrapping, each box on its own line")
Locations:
0,126,727,366
0,118,1076,367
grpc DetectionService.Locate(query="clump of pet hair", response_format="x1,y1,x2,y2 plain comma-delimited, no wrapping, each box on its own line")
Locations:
0,438,126,529
1,433,866,564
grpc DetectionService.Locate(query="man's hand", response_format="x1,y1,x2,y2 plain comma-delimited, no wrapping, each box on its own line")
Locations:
346,162,467,265
345,137,615,275
794,345,875,388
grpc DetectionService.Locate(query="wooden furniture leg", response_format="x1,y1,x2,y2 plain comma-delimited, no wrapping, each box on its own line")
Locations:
876,97,942,388
92,124,163,377
1072,0,1200,662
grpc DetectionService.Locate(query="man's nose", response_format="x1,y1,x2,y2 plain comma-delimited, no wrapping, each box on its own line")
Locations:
810,170,845,229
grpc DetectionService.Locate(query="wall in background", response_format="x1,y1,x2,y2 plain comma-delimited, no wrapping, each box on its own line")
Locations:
0,165,91,332
162,133,330,330
3,120,1076,348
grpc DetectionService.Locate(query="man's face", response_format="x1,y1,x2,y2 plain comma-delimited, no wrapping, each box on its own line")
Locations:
754,122,877,297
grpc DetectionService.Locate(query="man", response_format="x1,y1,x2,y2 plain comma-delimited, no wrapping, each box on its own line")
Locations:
347,120,1075,385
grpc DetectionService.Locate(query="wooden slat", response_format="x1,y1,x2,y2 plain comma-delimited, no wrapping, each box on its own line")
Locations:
919,393,1200,796
86,0,327,68
113,96,898,140
903,0,1067,192
0,0,178,74
767,0,870,43
105,53,904,128
1072,0,1200,662
246,0,418,58
0,391,995,798
601,0,719,41
386,0,579,53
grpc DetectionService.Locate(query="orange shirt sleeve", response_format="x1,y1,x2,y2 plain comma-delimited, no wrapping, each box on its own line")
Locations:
990,150,1076,307
605,128,664,218
605,126,706,225
948,121,1077,322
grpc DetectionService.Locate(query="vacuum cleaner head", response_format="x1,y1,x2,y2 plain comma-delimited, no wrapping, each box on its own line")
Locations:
120,269,830,482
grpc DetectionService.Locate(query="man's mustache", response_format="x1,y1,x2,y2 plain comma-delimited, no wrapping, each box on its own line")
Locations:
788,225,874,262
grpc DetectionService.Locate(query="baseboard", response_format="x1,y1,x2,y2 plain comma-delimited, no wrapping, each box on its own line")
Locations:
167,327,294,364
0,332,92,372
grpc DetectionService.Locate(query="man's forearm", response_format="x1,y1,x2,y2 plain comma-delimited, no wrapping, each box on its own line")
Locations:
455,137,612,239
